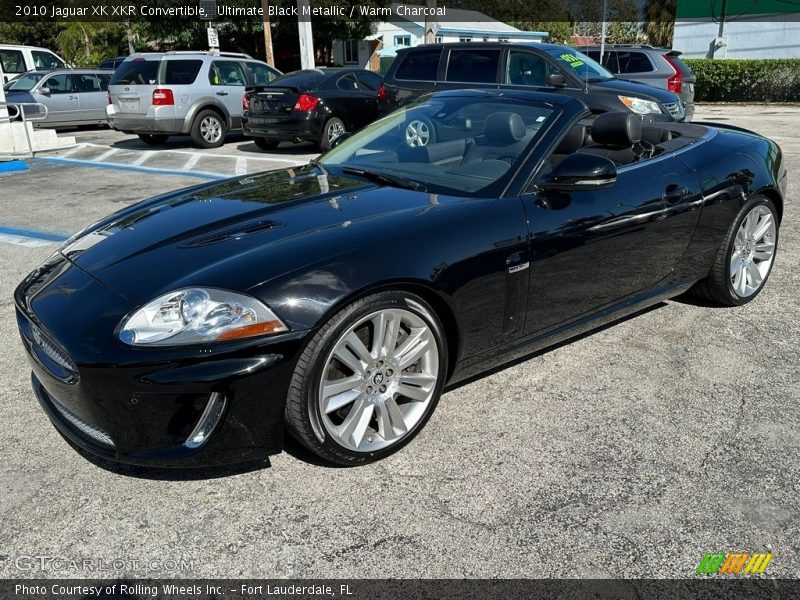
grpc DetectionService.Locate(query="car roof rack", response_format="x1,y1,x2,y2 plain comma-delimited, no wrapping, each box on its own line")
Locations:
163,50,254,59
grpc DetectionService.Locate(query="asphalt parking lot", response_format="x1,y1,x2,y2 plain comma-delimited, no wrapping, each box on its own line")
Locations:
0,106,798,579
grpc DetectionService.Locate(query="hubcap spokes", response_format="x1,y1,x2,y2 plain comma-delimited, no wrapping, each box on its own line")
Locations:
318,308,438,452
328,121,344,142
730,205,776,297
405,120,430,147
201,117,222,143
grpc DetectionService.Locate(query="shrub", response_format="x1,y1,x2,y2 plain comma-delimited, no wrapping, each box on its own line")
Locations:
685,58,800,102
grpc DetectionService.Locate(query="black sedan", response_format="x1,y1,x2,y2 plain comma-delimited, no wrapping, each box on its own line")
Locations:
15,90,786,468
242,68,382,151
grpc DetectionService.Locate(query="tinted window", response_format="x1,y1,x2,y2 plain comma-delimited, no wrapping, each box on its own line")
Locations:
506,50,553,86
540,47,614,81
164,60,202,84
5,72,45,91
355,71,382,91
42,74,75,94
616,51,654,73
75,73,105,92
111,60,159,85
0,49,25,73
32,50,65,70
336,73,359,91
209,60,246,86
270,70,325,90
395,49,441,81
246,61,279,85
446,49,500,83
585,50,620,73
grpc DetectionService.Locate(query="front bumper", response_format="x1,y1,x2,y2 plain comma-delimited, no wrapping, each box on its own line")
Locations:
15,253,306,468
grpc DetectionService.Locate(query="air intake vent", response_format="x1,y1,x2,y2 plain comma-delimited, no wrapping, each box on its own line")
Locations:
179,220,281,247
49,395,115,449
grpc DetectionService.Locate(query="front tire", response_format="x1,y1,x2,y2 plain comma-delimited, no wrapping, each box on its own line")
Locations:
285,291,447,466
693,195,779,306
191,109,225,148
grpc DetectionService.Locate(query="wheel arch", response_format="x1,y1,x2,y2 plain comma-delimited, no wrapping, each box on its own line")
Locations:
756,186,784,224
184,99,231,132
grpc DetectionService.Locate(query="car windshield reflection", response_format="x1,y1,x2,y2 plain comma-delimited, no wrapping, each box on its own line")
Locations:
320,96,555,196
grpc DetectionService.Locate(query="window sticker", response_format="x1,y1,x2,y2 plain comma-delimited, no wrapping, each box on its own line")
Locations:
559,53,585,68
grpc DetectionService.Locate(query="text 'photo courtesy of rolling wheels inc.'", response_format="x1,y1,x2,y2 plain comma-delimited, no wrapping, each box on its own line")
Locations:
0,0,798,598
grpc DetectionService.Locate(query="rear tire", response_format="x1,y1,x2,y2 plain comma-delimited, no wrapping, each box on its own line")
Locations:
318,117,346,151
191,110,225,148
138,133,169,146
285,290,447,466
692,195,779,306
253,137,280,151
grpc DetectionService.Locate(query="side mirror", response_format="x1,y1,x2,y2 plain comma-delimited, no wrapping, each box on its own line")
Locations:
546,73,567,87
330,132,352,149
542,153,617,191
39,87,51,96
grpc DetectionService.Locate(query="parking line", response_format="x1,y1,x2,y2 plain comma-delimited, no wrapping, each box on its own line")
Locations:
0,225,69,248
36,157,227,180
235,157,248,175
74,142,311,164
183,153,201,170
133,152,156,166
93,148,119,162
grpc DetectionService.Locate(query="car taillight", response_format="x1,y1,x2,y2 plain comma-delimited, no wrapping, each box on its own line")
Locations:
152,88,174,106
293,93,319,112
243,93,250,111
664,55,684,94
377,85,387,102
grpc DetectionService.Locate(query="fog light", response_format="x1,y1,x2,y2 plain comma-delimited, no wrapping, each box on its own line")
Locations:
185,392,226,448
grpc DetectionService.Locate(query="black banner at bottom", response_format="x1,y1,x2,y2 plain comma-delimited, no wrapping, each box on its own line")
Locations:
2,579,799,600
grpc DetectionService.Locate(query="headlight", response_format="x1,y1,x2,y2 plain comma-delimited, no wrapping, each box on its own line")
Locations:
118,288,288,346
618,96,662,115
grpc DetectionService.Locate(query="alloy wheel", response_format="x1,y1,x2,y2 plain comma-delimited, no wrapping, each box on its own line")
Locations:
200,115,223,144
730,205,776,297
328,119,345,142
316,308,439,453
405,120,431,147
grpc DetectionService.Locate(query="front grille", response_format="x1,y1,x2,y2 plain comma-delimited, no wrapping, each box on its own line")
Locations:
664,101,685,120
31,325,77,372
49,394,115,449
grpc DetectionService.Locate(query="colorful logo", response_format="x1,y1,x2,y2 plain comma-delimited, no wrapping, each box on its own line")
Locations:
696,552,773,575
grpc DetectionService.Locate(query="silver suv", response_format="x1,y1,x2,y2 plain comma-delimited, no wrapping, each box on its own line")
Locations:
107,51,281,148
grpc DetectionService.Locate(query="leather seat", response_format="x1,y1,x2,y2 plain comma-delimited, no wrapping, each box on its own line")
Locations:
462,112,530,165
579,112,643,165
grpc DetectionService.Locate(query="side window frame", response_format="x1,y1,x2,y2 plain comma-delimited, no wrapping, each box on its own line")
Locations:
0,48,25,74
208,60,247,87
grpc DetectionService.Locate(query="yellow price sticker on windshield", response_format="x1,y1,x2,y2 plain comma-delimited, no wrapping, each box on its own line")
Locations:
560,53,585,68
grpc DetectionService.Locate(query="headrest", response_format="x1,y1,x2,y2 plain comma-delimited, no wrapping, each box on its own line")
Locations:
641,125,672,144
483,112,526,145
555,124,585,154
591,112,642,146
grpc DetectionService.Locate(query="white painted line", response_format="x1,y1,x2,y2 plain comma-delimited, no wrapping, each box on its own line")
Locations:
60,144,86,158
235,157,248,175
0,232,55,248
93,148,119,162
183,153,201,171
133,151,156,166
77,141,311,164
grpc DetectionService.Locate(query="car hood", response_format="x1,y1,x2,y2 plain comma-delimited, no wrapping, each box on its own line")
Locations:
591,78,680,103
60,165,475,304
3,91,35,103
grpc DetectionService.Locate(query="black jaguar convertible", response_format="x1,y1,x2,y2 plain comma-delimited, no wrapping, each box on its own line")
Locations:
15,90,786,467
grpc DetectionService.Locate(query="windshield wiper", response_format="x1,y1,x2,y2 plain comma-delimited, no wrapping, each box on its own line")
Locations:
341,166,424,191
309,157,328,175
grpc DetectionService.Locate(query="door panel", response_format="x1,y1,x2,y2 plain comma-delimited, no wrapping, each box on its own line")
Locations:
75,73,109,121
521,156,702,334
209,60,248,127
36,74,80,124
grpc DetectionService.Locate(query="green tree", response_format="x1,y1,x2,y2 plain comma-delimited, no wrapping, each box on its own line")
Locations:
644,0,676,47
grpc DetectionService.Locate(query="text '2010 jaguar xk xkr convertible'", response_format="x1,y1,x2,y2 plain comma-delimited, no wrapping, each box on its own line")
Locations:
15,90,787,467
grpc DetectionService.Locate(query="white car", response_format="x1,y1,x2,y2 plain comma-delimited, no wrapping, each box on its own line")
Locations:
0,44,67,84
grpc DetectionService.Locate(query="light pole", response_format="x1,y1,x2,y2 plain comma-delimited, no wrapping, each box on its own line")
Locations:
297,0,315,69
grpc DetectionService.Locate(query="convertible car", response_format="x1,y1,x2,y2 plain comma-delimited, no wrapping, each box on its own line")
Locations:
15,90,786,467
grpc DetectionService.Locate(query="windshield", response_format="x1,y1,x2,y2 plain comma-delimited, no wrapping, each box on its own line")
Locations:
321,95,556,196
4,72,46,91
541,47,614,81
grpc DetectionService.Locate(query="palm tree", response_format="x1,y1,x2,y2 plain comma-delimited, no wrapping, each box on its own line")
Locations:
644,0,677,48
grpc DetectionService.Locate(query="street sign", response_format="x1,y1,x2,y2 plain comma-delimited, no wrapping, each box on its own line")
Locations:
207,26,219,50
199,0,218,20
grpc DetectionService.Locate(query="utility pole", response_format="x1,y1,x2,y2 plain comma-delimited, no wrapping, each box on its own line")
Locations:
599,0,607,64
260,0,275,66
297,0,315,68
424,0,437,44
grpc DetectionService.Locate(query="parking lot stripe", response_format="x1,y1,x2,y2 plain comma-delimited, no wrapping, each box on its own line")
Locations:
183,153,201,170
133,152,156,166
236,157,248,175
93,148,119,162
0,225,69,247
36,157,227,180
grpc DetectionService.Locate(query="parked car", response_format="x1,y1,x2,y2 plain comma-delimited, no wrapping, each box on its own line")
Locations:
378,42,686,132
15,89,786,468
97,56,127,71
574,45,696,121
242,68,383,151
0,44,67,84
3,69,112,128
106,51,282,148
